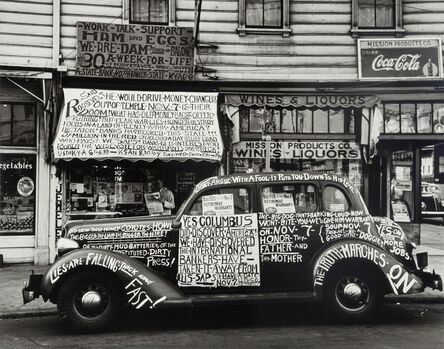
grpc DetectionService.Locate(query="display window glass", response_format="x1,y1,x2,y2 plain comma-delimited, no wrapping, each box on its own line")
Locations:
240,106,357,134
383,102,444,134
0,154,36,235
0,103,36,146
65,161,216,221
390,151,413,222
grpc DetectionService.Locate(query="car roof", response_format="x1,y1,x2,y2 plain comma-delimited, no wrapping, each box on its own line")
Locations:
193,171,358,194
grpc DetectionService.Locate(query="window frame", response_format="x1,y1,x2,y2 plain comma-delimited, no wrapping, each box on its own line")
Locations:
351,0,404,38
124,0,175,26
238,0,291,37
187,186,253,216
0,102,37,148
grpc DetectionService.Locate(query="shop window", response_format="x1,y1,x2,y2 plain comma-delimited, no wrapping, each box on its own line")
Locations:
262,183,317,214
0,103,36,146
384,104,400,133
130,0,168,24
297,110,312,133
189,187,251,216
313,110,328,133
383,102,444,134
322,186,350,212
433,104,444,133
351,0,404,37
0,155,36,235
390,151,413,222
240,106,356,135
238,0,290,37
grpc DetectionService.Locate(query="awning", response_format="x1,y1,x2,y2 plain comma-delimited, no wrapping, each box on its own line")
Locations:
52,89,224,162
0,69,52,79
225,94,380,108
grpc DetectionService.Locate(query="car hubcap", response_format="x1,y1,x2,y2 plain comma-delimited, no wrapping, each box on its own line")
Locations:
335,276,370,312
74,284,109,318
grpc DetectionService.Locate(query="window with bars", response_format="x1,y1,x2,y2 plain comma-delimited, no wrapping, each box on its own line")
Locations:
130,0,168,24
383,102,444,134
239,106,357,134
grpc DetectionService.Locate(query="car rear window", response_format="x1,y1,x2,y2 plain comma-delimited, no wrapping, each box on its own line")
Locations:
261,183,317,214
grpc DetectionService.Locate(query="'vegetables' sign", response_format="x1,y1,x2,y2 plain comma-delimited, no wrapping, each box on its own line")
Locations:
358,38,443,80
232,141,361,160
53,89,223,162
75,22,194,80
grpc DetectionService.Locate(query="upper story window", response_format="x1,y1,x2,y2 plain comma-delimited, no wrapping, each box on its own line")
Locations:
351,0,404,37
0,103,36,147
130,0,168,24
238,0,290,37
246,0,282,28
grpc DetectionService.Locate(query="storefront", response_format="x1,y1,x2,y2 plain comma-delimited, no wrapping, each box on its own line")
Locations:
224,93,380,198
52,88,224,236
0,73,53,264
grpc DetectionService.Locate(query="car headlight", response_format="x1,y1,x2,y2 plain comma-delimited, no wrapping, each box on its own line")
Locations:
56,238,80,256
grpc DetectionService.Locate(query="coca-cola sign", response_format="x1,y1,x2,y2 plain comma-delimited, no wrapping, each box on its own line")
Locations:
358,38,443,80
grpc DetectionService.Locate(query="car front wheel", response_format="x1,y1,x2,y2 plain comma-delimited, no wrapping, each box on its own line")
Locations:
324,267,382,322
57,270,122,332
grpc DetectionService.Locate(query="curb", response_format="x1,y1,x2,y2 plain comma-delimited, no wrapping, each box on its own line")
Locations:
0,309,57,320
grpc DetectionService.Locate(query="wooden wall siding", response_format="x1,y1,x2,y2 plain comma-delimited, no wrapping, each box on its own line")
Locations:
59,0,444,81
0,0,54,69
60,0,123,70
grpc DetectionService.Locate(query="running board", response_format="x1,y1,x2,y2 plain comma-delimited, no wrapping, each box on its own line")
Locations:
190,291,316,307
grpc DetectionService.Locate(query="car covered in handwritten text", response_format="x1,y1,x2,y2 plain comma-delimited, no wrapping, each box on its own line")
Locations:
23,172,442,331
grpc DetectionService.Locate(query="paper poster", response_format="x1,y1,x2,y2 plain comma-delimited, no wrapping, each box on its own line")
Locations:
202,194,234,215
53,89,223,162
178,214,260,287
262,193,295,214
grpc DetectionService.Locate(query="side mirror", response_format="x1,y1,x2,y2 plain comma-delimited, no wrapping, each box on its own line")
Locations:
172,221,182,230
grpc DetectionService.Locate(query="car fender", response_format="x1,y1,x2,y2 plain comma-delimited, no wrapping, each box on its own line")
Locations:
41,249,189,310
311,240,424,298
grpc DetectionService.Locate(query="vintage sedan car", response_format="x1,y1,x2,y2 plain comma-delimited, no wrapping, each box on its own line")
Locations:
23,172,442,331
421,182,444,221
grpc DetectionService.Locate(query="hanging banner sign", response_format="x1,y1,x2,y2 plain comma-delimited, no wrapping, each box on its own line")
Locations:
75,22,194,80
232,141,361,160
52,89,223,162
225,95,379,108
358,38,443,80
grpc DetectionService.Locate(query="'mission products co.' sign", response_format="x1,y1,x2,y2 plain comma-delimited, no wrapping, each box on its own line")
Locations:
358,38,443,80
75,22,194,80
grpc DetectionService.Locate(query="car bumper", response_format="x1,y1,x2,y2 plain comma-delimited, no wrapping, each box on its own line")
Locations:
415,269,443,291
22,273,43,304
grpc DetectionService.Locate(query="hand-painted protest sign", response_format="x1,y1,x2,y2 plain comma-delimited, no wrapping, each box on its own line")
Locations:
53,89,223,162
76,22,194,80
178,214,260,287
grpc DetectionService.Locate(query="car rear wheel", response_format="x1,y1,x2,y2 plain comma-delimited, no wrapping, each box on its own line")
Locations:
57,270,122,332
324,267,383,322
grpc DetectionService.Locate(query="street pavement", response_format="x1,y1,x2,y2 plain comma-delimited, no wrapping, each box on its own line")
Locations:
0,303,443,348
0,223,443,319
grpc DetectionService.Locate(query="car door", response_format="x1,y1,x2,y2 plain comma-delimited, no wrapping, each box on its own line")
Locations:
176,184,261,291
256,180,322,291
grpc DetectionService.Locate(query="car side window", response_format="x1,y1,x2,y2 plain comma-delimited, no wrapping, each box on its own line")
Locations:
188,187,251,216
322,185,350,212
261,183,317,214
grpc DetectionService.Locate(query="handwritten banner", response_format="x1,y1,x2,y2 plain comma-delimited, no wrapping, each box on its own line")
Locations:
53,89,223,161
76,22,194,80
232,141,361,160
178,214,260,287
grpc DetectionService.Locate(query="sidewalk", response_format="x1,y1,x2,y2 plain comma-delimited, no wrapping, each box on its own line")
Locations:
0,224,443,319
